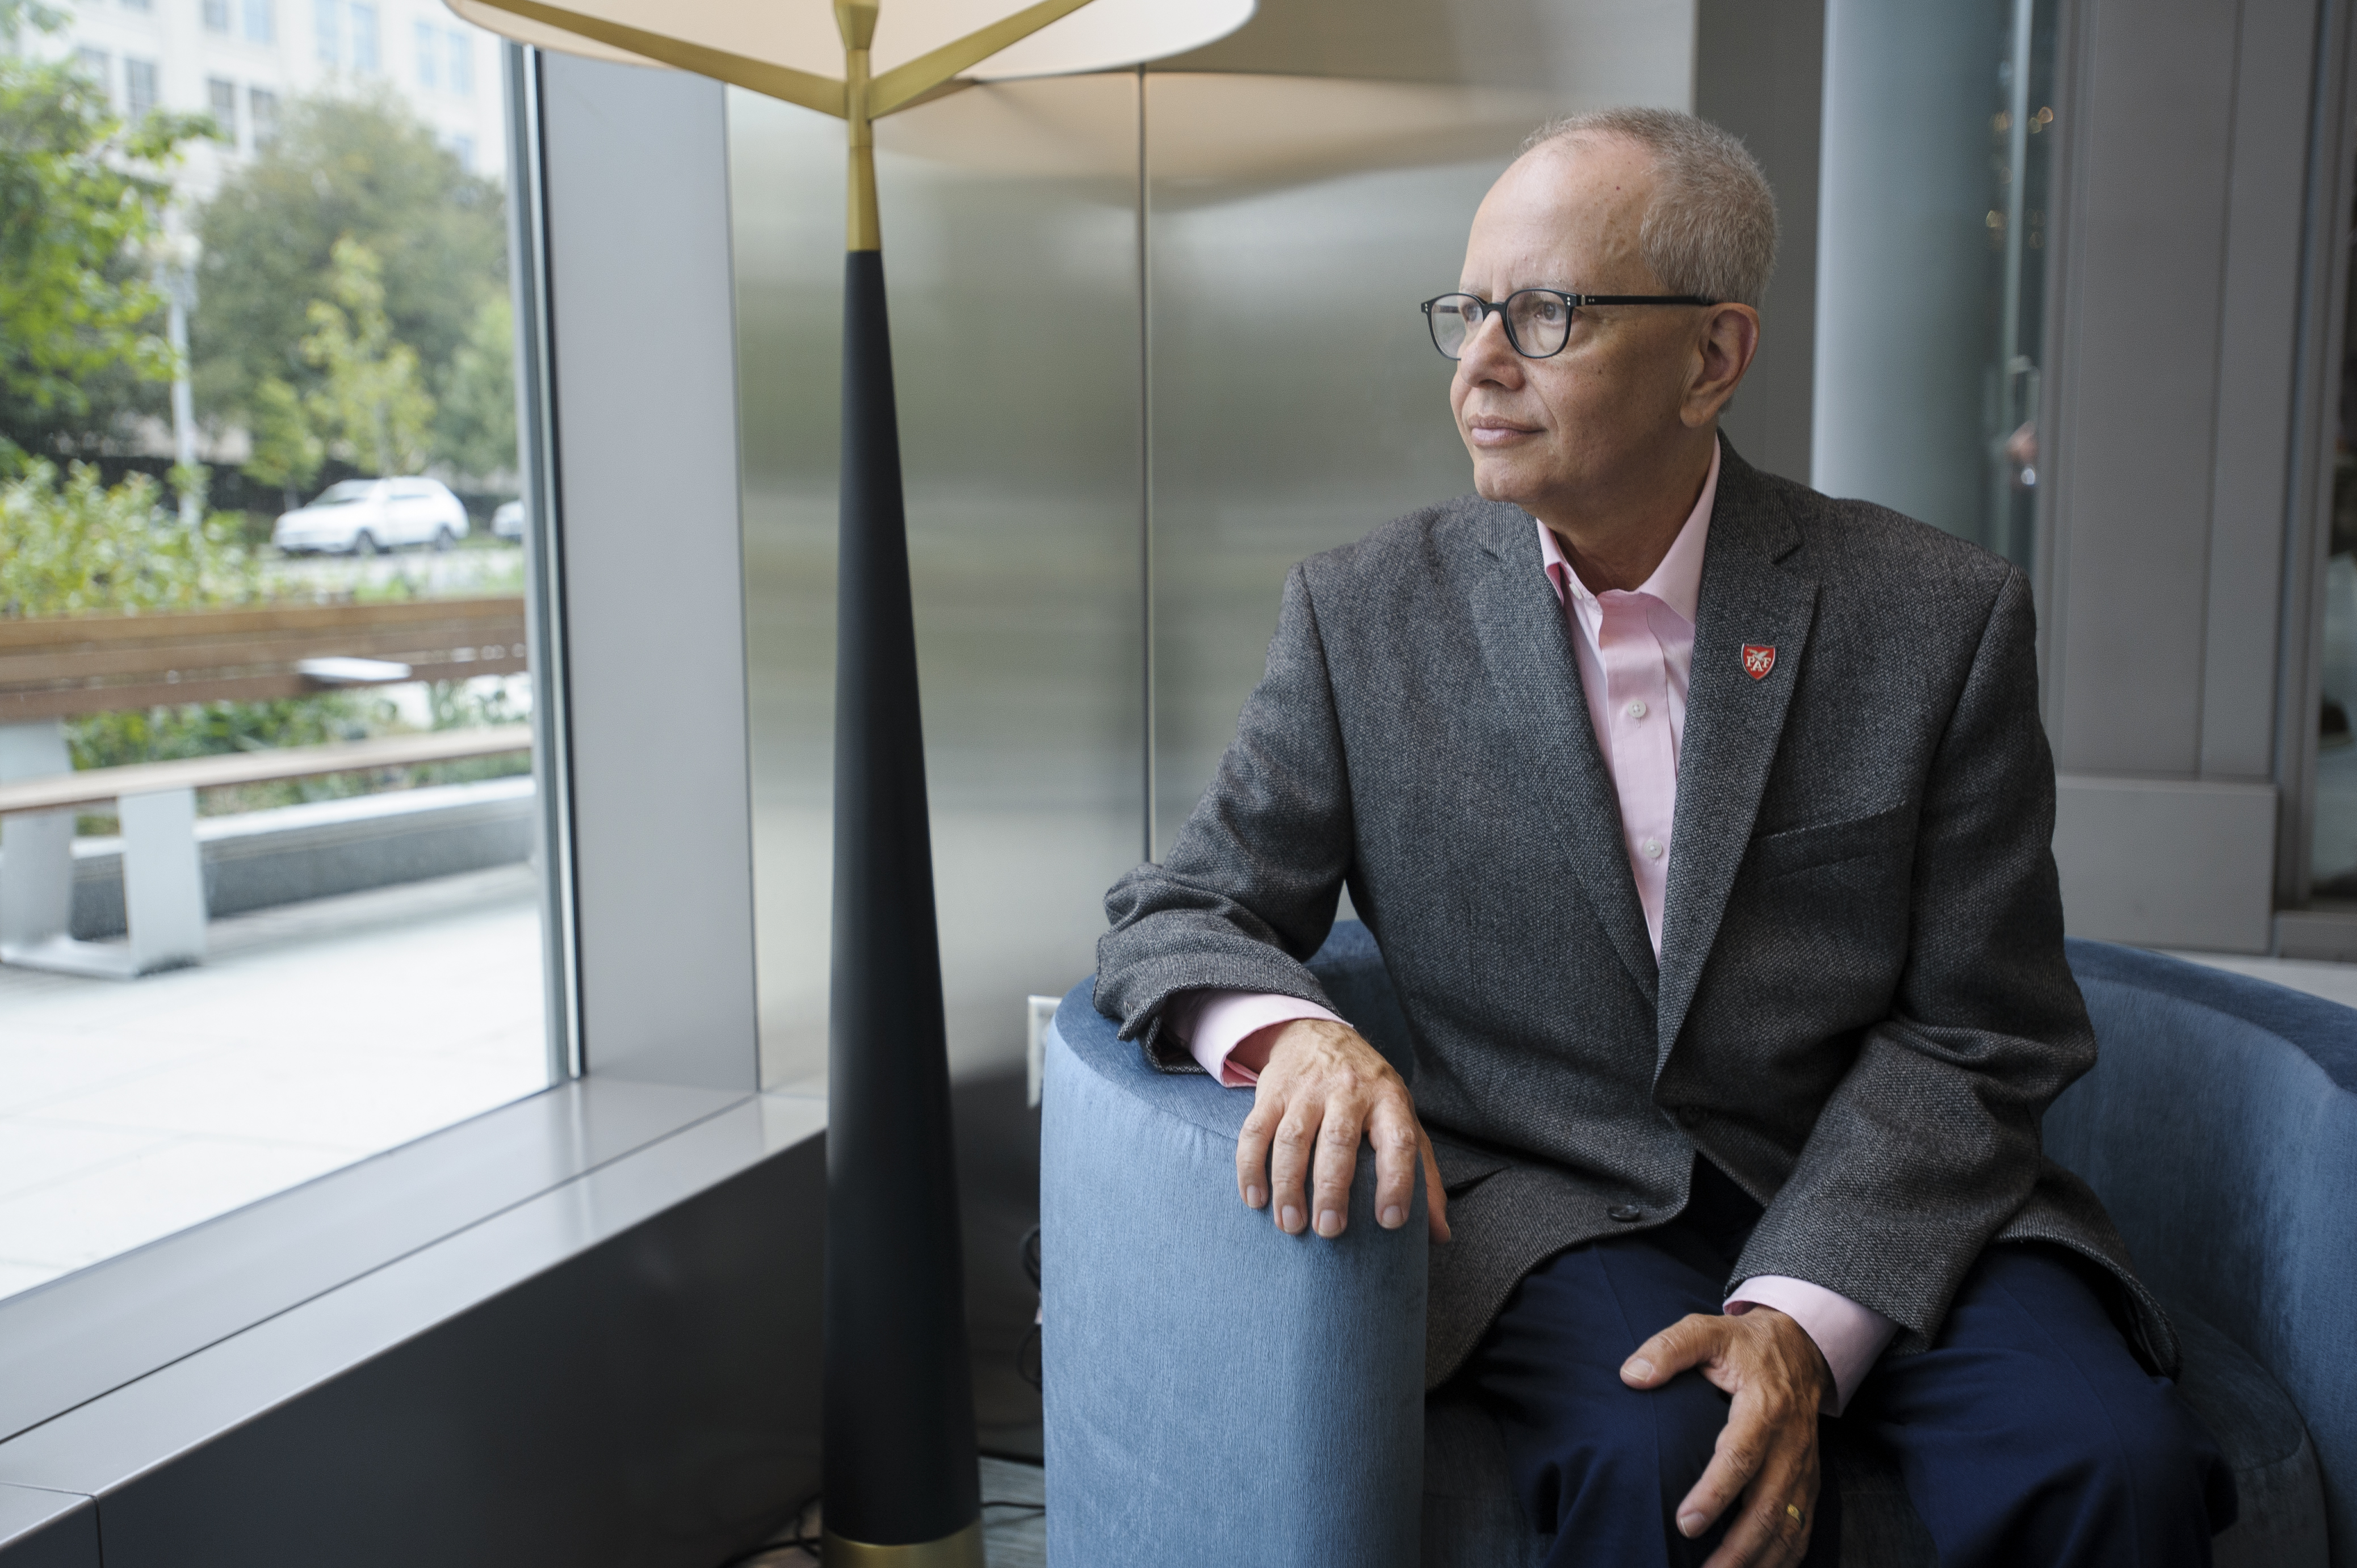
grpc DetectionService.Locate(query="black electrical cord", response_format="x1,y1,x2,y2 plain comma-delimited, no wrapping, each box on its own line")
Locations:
716,1524,822,1566
1020,1222,1044,1390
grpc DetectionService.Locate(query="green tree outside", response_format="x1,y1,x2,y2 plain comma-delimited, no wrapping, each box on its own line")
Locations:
435,293,515,482
301,235,435,476
0,0,215,468
192,90,505,482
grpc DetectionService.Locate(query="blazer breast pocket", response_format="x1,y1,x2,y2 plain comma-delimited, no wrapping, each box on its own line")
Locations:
1743,802,1915,883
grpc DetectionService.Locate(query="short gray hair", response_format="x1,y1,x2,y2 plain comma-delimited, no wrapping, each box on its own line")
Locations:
1521,108,1779,309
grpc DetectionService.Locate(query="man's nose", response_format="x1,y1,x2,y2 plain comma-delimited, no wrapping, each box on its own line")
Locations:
1458,310,1520,380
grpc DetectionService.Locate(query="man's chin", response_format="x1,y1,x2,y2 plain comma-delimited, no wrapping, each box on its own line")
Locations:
1471,466,1539,510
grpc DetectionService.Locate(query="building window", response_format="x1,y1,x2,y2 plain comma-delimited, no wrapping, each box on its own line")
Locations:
312,0,338,63
413,18,438,87
446,30,471,96
450,132,473,171
207,75,238,144
349,2,378,71
202,0,229,30
123,56,157,117
242,0,274,44
121,0,152,12
74,46,111,99
248,83,278,146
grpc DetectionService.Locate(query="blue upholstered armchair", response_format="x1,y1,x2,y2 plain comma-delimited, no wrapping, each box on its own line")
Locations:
1041,926,2354,1566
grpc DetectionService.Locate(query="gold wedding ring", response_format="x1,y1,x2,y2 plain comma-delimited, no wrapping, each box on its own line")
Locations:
1786,1503,1806,1527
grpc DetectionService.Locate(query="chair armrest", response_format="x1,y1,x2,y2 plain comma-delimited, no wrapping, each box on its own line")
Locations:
1041,982,1428,1567
2053,939,2357,1553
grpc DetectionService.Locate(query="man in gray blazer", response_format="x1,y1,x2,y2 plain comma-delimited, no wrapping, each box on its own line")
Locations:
1093,110,2232,1567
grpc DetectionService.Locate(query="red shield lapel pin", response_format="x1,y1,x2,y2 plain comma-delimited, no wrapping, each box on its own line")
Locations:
1741,644,1776,680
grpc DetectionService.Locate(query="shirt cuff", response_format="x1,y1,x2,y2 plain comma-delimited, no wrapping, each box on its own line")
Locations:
1723,1276,1896,1415
1163,990,1344,1087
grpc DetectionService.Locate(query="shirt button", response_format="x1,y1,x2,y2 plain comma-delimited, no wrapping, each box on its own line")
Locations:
1626,699,1647,721
1608,1204,1645,1223
1640,838,1664,860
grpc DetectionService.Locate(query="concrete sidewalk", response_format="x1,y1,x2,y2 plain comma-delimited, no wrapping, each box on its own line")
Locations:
0,865,547,1301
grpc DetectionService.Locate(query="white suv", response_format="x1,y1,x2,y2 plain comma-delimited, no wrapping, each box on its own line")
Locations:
274,477,472,555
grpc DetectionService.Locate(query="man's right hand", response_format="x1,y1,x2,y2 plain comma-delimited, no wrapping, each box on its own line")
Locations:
1234,1018,1451,1243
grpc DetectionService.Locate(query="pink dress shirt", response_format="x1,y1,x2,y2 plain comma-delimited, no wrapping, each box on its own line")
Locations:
1167,444,1896,1411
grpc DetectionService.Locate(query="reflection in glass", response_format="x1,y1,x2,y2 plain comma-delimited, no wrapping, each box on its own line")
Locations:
1983,0,2058,570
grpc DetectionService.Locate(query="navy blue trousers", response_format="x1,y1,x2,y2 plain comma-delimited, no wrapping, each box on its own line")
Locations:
1461,1161,2234,1567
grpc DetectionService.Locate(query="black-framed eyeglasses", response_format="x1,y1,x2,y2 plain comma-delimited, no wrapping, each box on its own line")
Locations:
1420,289,1714,360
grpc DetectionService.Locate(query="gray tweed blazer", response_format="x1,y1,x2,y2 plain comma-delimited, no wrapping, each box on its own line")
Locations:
1094,439,2171,1390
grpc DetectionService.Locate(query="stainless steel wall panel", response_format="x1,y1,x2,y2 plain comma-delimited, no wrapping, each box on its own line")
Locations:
1165,0,1696,97
1142,76,1562,851
729,78,1146,1085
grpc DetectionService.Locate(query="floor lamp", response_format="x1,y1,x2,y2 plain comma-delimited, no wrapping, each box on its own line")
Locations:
447,1,1251,1561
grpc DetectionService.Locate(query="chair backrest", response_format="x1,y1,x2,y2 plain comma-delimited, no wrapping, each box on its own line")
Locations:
2051,940,2357,1558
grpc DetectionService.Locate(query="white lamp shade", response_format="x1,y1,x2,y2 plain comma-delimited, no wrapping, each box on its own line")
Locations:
446,0,1253,83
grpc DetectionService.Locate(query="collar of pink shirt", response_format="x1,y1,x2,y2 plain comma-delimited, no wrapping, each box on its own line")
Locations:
1534,440,1718,623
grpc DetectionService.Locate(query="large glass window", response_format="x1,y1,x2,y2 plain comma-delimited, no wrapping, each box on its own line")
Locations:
0,3,540,1302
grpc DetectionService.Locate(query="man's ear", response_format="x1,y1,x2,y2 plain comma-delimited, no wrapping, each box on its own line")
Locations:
1682,304,1761,428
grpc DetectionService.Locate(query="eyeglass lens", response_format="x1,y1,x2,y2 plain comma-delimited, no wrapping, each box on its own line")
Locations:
1426,291,1574,360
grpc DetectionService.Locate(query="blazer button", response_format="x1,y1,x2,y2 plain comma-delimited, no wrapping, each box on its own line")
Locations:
1607,1204,1645,1223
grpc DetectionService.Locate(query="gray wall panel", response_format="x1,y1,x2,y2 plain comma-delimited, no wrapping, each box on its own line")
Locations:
2203,0,2325,779
2032,0,2346,940
542,56,761,1091
729,78,1147,1085
1696,0,1825,486
2048,0,2238,774
2054,775,2278,951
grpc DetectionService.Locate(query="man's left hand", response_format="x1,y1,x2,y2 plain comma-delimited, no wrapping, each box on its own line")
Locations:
1620,1307,1831,1567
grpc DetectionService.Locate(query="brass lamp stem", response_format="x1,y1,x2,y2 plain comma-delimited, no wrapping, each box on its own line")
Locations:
838,0,882,252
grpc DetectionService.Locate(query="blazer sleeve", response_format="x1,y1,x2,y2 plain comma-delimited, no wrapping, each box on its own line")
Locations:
1729,566,2100,1355
1095,562,1358,1070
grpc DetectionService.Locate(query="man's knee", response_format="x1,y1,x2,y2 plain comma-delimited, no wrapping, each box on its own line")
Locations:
2043,1377,2223,1525
1517,1371,1730,1520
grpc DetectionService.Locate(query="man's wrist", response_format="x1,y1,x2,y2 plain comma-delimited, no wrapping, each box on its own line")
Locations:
1725,1275,1896,1414
1749,1306,1835,1402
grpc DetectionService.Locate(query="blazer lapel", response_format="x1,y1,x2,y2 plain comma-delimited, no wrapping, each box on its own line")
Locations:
1467,513,1659,1006
1655,451,1817,1066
